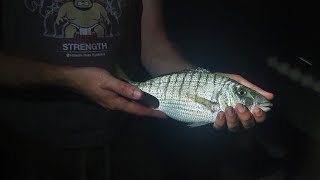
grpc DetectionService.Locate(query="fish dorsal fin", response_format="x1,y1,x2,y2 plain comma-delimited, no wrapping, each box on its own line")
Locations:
129,67,212,85
156,67,211,78
186,93,219,111
182,67,211,73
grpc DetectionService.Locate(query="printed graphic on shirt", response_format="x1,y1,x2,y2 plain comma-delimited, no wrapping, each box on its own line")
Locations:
56,1,111,38
24,0,126,58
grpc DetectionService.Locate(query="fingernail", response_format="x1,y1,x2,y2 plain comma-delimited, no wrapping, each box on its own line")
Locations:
255,108,263,117
227,108,234,117
218,112,225,120
133,89,142,99
237,104,245,113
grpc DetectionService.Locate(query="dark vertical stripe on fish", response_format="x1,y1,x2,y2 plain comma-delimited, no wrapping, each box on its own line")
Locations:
173,74,178,96
164,74,173,100
216,75,228,102
150,79,157,93
196,72,202,96
187,70,194,95
157,77,161,95
205,71,210,86
212,74,216,95
213,73,217,87
148,79,153,93
179,72,187,98
220,77,229,94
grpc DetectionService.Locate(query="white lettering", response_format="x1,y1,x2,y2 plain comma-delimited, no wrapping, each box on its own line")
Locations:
62,44,68,51
74,44,80,51
92,44,98,50
80,44,86,51
86,44,92,51
101,43,108,49
62,43,109,51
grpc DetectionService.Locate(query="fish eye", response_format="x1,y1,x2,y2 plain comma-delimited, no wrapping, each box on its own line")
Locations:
238,90,246,96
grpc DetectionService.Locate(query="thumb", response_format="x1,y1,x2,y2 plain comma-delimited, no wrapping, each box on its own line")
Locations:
217,73,274,100
103,75,143,100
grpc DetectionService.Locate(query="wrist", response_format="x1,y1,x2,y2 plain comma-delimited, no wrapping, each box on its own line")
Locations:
47,65,77,89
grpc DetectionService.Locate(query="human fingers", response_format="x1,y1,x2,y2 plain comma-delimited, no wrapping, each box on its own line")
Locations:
213,111,226,130
235,103,255,129
252,106,266,123
225,106,240,132
103,75,143,100
108,96,166,118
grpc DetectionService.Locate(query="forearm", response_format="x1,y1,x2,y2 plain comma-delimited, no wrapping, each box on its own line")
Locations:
0,53,71,88
140,0,196,77
141,37,196,77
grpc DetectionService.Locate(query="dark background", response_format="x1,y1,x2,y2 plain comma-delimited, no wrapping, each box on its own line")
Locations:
136,0,320,179
1,0,319,179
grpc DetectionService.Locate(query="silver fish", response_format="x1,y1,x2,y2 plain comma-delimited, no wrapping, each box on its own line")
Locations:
129,68,272,127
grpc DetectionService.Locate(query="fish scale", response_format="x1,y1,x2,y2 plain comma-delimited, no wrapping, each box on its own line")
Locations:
128,68,272,127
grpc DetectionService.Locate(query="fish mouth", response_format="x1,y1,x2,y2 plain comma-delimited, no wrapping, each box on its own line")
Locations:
257,102,273,112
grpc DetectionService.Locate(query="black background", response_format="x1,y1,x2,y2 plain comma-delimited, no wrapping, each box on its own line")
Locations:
1,0,320,179
138,0,320,179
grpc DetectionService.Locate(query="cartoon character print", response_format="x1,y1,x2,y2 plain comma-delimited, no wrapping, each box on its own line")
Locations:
24,0,125,39
24,0,126,57
56,0,111,38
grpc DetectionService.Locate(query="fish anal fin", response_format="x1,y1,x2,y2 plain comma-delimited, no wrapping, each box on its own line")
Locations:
187,122,210,128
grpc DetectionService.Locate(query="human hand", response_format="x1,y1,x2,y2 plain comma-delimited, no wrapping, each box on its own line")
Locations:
65,67,166,118
213,73,274,132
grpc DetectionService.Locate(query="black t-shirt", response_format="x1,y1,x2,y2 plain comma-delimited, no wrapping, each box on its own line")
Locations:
1,0,143,148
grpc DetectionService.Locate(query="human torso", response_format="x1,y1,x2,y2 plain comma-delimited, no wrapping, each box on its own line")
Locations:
3,0,141,70
1,0,142,147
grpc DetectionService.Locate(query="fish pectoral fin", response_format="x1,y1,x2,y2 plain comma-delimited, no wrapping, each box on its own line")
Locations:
187,122,210,128
186,93,219,111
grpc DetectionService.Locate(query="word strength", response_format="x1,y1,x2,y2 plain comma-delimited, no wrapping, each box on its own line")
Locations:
63,43,108,51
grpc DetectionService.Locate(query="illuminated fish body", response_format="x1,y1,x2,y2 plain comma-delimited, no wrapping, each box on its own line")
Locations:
129,68,272,127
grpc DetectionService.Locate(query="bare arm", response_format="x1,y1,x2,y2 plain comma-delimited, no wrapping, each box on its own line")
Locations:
0,52,69,88
141,0,195,77
0,52,164,117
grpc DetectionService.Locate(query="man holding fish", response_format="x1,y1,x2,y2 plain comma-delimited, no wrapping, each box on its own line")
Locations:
0,0,273,179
